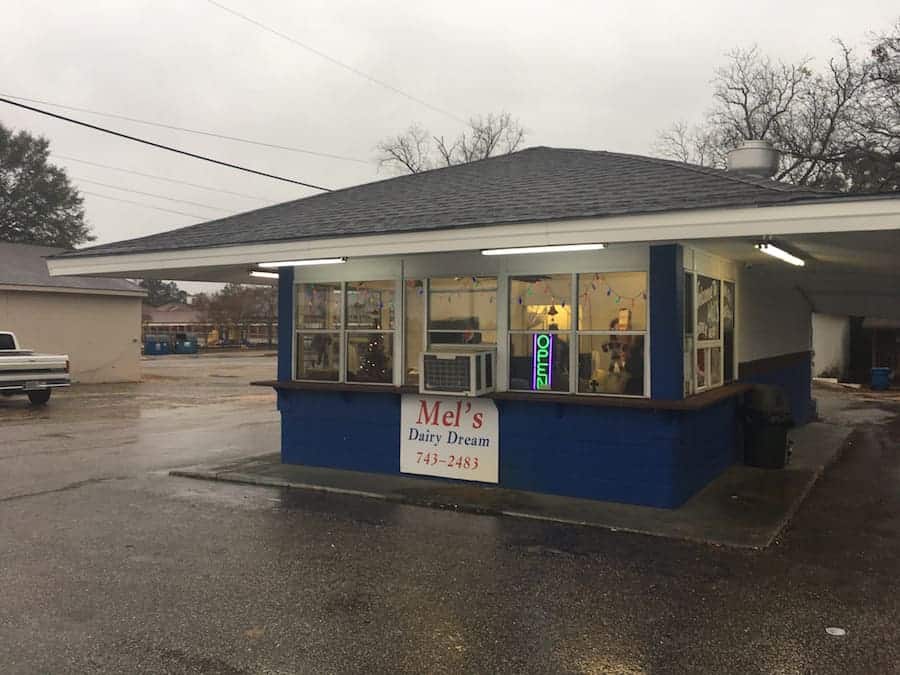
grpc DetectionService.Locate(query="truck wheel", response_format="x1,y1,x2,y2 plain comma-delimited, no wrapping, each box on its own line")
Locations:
27,390,51,406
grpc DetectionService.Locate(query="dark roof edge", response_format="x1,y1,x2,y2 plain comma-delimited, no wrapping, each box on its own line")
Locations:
52,190,900,262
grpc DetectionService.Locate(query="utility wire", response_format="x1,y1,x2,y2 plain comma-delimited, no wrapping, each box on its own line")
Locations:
0,97,332,191
1,93,368,164
52,154,272,202
73,177,232,212
203,0,467,125
81,190,210,219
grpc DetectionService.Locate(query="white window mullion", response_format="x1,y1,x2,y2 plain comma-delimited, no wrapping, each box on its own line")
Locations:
339,281,346,383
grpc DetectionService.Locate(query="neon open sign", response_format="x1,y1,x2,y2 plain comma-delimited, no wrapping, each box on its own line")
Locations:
532,332,553,390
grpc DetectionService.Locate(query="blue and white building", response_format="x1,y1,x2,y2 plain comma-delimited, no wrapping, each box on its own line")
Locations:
49,145,900,507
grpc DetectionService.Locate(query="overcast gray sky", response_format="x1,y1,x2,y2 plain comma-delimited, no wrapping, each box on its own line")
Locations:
3,0,897,256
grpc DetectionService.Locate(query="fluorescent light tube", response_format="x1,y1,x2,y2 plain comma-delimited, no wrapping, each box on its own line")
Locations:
755,243,805,267
249,270,279,279
481,243,606,256
258,257,347,268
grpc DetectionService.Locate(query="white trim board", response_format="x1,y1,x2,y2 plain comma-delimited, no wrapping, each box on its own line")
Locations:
47,198,900,278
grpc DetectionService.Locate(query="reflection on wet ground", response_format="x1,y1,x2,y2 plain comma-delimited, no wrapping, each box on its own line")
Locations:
1,357,899,673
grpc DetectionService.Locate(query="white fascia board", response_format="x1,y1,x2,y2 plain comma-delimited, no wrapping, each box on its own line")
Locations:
46,198,900,277
0,283,146,298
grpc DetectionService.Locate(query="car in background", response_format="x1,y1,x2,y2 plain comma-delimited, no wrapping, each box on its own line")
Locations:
0,331,70,405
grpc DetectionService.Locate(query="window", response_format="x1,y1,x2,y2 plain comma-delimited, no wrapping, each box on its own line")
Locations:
723,280,736,383
505,272,648,396
294,281,396,385
683,271,695,396
427,277,497,346
691,273,735,392
345,281,395,384
404,280,425,385
295,282,341,381
576,272,647,396
508,275,572,392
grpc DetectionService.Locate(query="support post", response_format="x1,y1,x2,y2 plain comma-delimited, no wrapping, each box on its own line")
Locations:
649,244,684,400
277,267,294,382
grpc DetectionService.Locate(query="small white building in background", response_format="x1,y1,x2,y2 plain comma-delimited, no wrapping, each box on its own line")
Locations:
812,313,851,378
0,242,145,383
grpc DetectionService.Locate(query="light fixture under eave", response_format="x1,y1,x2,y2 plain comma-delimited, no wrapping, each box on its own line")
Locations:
258,257,347,268
481,243,606,256
755,243,805,267
249,270,279,280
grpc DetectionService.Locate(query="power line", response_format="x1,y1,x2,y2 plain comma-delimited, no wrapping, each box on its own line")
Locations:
1,93,368,164
81,190,211,219
0,97,332,191
52,154,273,202
203,0,467,125
73,177,232,212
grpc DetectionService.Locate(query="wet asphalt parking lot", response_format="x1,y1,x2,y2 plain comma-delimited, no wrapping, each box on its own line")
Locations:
1,353,899,674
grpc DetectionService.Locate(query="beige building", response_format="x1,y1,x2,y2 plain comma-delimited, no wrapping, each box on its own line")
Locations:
0,242,144,383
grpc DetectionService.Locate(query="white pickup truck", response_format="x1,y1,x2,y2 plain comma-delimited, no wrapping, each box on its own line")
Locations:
0,332,70,405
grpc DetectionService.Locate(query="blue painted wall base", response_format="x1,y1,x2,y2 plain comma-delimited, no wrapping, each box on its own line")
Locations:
279,389,740,509
740,353,813,425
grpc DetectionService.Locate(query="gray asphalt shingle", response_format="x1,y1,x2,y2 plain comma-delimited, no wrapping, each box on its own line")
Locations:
58,146,834,259
0,242,142,293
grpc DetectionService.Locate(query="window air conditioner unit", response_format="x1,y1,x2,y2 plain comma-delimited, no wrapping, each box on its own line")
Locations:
420,347,496,397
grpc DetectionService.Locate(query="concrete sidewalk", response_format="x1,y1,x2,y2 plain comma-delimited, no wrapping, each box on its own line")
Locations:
172,411,854,549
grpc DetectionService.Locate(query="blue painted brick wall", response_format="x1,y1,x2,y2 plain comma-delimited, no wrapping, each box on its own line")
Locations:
279,389,737,508
741,354,813,425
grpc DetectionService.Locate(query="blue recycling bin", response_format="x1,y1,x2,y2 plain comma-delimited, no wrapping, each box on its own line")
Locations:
144,337,171,355
174,337,198,354
871,367,891,391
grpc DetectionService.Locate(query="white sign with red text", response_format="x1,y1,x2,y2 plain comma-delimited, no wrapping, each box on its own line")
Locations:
400,395,499,483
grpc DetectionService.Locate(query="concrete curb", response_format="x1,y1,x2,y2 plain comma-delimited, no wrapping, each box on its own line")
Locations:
170,467,800,550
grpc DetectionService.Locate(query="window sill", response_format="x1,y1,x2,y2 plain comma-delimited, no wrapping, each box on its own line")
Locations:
252,380,751,410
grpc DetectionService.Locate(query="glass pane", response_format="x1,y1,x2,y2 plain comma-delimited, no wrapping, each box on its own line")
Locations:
710,346,722,387
296,332,340,381
404,280,425,385
696,276,720,341
684,271,694,335
509,275,573,331
509,332,570,392
723,281,735,382
346,332,394,384
428,277,497,344
427,331,497,346
577,334,645,396
696,348,707,389
346,281,396,330
684,336,694,397
296,282,341,330
577,272,648,331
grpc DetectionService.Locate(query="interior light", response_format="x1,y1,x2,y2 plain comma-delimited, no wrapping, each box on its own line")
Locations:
258,257,347,268
481,243,606,256
755,243,805,267
249,270,279,279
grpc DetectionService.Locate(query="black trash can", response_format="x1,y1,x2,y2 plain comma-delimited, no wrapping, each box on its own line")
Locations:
743,385,793,469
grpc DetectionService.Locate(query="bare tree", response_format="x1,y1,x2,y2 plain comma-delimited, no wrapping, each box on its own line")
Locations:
376,123,432,174
654,28,899,191
377,112,527,174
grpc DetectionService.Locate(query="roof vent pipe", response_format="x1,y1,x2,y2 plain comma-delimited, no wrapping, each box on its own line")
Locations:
727,140,780,178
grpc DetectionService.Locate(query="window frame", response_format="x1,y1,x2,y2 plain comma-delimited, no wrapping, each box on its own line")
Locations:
291,268,651,398
293,280,399,386
689,271,737,394
506,271,650,397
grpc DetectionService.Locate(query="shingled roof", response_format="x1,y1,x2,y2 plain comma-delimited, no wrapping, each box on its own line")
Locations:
0,242,143,293
58,146,835,259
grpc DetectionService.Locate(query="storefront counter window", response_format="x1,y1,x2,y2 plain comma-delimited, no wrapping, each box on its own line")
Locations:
428,276,497,346
295,282,341,381
506,272,648,396
295,280,397,384
689,272,736,393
